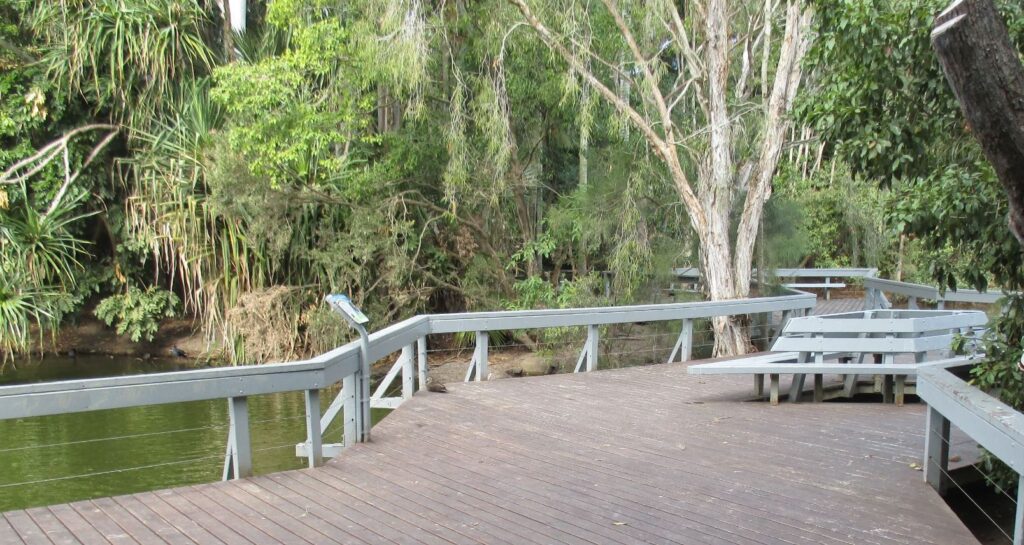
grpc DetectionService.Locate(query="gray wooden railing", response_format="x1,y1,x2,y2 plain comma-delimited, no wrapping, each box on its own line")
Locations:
674,267,878,300
864,276,1004,310
918,364,1024,545
0,290,815,482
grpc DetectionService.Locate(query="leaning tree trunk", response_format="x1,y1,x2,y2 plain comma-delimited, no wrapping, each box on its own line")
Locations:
932,0,1024,244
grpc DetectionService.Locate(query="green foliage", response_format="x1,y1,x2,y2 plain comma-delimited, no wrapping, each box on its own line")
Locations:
210,20,374,187
801,0,1024,182
29,0,216,122
889,160,1022,292
95,287,180,342
0,270,53,361
770,160,889,269
799,0,962,180
2,191,91,288
842,1,1024,492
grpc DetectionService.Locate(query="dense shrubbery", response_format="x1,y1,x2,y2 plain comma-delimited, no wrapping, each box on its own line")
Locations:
95,287,180,343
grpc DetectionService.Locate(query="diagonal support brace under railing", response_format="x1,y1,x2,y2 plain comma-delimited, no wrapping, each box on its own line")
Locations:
573,325,600,373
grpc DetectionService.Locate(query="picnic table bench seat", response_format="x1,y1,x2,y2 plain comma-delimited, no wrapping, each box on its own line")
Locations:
688,309,987,405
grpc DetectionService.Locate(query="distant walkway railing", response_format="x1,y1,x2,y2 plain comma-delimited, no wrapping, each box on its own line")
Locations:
0,289,815,485
918,364,1024,545
674,267,879,300
864,276,1005,310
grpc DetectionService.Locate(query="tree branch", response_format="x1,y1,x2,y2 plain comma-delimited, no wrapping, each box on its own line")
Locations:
0,124,119,216
732,1,813,292
506,0,704,222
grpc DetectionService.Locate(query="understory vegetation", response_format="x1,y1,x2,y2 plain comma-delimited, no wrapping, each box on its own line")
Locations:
0,0,1022,422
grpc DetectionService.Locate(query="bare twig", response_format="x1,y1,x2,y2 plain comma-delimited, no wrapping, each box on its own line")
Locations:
1,124,119,217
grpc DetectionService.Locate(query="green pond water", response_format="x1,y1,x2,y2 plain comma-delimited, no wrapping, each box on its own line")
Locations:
0,356,389,512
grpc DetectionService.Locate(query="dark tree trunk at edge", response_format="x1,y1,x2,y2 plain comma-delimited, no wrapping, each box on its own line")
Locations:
932,0,1024,243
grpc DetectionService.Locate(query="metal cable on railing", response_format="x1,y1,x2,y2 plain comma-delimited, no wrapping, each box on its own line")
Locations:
0,451,227,490
0,423,229,453
929,424,1020,507
925,453,1015,544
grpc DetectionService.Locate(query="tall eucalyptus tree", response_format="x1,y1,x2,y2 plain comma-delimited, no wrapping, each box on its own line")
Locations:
506,0,814,355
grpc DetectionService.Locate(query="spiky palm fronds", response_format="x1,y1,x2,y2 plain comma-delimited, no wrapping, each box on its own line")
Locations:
30,0,216,123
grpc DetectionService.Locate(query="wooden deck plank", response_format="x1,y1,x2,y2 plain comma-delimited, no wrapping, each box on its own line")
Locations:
383,417,867,544
107,496,194,545
212,479,345,545
424,369,968,539
0,515,25,545
89,498,167,545
151,488,255,545
238,473,394,545
69,500,144,544
44,505,109,545
188,484,313,545
301,464,513,545
1,354,981,545
1,512,49,545
278,471,460,545
19,510,69,545
360,431,787,545
322,454,593,545
23,507,77,545
259,473,403,545
377,404,896,545
129,493,223,545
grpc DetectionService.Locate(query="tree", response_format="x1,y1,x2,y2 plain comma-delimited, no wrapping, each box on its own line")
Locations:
506,0,814,355
931,0,1024,245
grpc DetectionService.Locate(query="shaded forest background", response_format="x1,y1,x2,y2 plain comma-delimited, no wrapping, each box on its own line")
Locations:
1,0,1022,365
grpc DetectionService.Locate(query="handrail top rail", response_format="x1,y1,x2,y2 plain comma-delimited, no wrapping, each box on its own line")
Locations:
0,292,814,405
864,276,1005,303
425,291,814,333
673,267,879,279
0,356,336,398
918,365,1024,474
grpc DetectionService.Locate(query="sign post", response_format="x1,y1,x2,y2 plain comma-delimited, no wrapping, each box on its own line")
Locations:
326,294,372,444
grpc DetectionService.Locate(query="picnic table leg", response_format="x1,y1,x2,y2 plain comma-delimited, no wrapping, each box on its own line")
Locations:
843,374,857,398
813,374,824,402
895,375,906,407
770,374,780,406
754,374,764,397
883,375,894,404
789,373,806,403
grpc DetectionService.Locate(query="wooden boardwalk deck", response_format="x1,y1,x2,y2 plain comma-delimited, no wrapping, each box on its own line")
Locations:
812,298,865,315
0,353,980,545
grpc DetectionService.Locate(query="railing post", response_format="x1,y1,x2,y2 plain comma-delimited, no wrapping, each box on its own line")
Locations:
475,331,489,381
924,405,950,495
417,336,428,391
1014,475,1023,545
908,296,919,310
228,396,253,479
863,287,875,310
357,337,372,443
303,389,323,468
342,374,357,448
586,324,599,372
679,319,693,361
401,344,415,400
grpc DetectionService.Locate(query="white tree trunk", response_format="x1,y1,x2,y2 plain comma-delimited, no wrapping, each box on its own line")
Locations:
507,0,815,356
698,220,750,356
733,1,813,296
218,0,246,32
